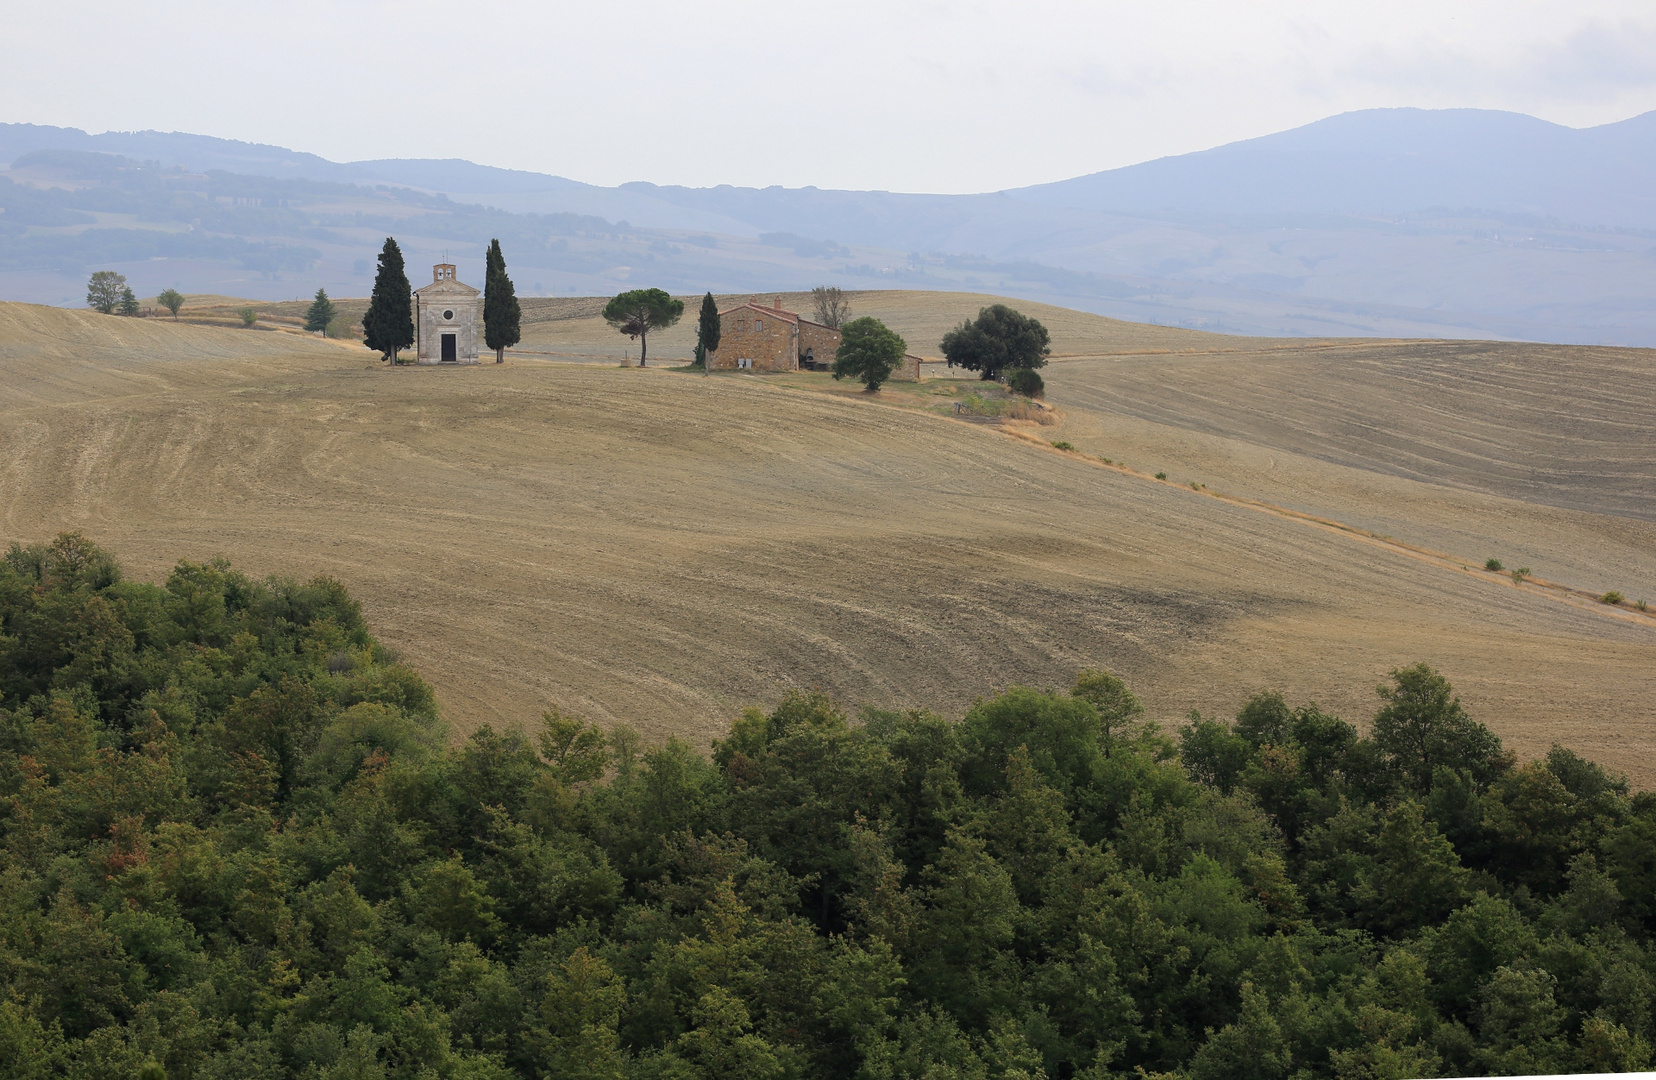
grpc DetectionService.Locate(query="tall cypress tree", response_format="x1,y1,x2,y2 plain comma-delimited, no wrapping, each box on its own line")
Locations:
362,237,413,363
696,292,721,372
483,239,521,364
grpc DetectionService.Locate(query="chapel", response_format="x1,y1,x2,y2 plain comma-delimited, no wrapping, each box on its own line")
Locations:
413,263,481,364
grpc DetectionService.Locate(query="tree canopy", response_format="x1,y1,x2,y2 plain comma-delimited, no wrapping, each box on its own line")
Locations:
832,316,907,392
85,271,126,314
156,288,186,320
362,236,413,362
940,304,1051,381
2,535,1653,1080
117,285,140,316
483,239,522,363
303,288,336,334
602,288,683,367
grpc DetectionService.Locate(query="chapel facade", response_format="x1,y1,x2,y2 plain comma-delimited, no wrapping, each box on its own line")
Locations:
413,263,481,364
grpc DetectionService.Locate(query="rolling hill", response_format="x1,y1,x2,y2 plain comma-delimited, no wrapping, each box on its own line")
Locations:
5,108,1656,343
2,292,1652,784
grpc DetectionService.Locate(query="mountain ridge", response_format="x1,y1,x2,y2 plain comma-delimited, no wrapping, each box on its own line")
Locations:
4,108,1655,345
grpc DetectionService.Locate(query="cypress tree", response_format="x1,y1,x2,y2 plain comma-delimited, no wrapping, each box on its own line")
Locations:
117,285,140,316
483,239,521,364
362,237,413,363
304,288,337,335
696,292,721,372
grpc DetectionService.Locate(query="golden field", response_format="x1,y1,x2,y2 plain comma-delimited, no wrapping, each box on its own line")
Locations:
4,292,1653,782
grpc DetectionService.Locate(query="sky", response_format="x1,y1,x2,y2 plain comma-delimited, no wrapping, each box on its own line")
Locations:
5,0,1656,193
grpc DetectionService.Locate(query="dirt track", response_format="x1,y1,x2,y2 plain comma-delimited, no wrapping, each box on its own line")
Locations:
2,299,1652,783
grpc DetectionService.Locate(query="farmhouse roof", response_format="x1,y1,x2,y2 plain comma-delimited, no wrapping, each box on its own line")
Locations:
719,299,798,324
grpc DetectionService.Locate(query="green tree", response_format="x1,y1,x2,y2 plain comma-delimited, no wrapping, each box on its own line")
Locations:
483,239,521,363
1071,668,1142,754
602,288,682,367
1373,663,1508,793
156,288,185,320
362,237,414,363
86,270,126,314
832,316,906,392
237,306,258,328
304,288,337,334
538,948,629,1080
118,285,141,316
939,303,1050,381
695,291,721,370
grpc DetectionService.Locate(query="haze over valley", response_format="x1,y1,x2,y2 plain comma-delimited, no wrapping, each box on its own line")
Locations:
6,106,1656,344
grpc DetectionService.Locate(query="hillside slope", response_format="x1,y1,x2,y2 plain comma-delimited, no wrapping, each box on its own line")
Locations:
1,300,1652,783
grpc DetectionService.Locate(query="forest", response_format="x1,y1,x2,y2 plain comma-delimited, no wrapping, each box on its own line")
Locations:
0,534,1651,1079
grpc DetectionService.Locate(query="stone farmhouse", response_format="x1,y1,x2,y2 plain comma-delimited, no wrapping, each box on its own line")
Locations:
710,297,921,380
413,263,480,364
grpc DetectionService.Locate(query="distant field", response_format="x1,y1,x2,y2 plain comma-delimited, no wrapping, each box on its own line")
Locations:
4,295,1653,785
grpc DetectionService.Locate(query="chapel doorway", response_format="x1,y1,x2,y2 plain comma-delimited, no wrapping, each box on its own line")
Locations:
441,334,457,362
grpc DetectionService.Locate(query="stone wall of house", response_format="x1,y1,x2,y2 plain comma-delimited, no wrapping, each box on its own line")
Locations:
709,308,797,371
797,320,840,370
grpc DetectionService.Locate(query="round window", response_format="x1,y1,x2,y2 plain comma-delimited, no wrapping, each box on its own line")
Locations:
443,309,454,320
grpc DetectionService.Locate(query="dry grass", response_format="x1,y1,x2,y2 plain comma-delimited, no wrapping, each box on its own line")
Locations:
2,298,1653,786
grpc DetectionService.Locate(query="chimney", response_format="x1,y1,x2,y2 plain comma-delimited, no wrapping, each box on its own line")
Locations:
774,295,782,311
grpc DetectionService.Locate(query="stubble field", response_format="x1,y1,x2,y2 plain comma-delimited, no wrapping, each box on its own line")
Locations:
3,293,1652,783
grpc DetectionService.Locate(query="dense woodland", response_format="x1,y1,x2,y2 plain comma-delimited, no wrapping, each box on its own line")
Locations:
1,535,1652,1079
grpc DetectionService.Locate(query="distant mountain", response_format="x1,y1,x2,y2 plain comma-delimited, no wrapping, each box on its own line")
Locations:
1011,108,1656,229
3,110,1655,345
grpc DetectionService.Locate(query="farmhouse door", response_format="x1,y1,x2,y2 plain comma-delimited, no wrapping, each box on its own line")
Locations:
441,334,457,362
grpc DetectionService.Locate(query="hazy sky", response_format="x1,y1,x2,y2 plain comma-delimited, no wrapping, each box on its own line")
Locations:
6,0,1656,193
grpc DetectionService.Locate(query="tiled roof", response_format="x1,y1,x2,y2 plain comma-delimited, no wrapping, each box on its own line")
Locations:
717,301,797,324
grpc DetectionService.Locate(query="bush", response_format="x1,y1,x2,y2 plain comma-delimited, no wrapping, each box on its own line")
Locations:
237,306,258,327
1637,599,1650,612
1601,591,1626,605
1485,557,1504,571
1511,567,1532,583
325,312,353,339
1155,471,1168,480
1050,441,1074,451
1005,368,1044,397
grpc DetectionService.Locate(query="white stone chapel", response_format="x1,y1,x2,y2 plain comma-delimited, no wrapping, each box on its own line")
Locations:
413,263,481,364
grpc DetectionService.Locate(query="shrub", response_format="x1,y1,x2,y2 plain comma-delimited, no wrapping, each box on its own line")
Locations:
1006,368,1045,398
1155,471,1168,480
1511,567,1532,583
1099,457,1113,465
238,306,258,327
326,312,353,339
1051,441,1074,451
1485,557,1504,571
1637,599,1649,612
1600,591,1626,605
